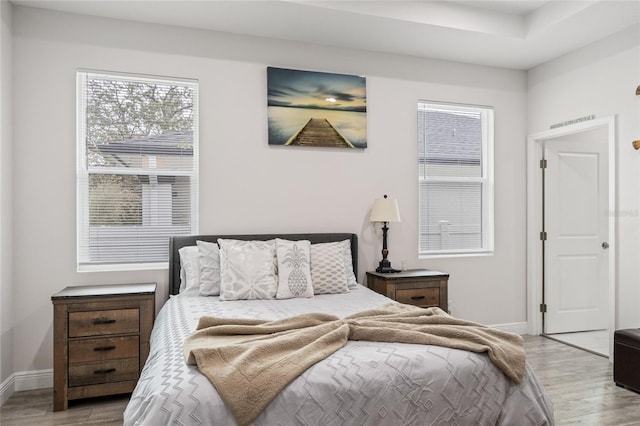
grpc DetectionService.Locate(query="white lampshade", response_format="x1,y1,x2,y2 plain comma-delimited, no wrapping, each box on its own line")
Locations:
370,195,401,223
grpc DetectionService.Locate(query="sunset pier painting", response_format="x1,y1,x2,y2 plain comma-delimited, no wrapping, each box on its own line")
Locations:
267,67,367,149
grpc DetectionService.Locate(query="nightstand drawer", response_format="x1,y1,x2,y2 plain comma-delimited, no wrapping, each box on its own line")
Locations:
69,308,139,337
68,358,139,387
396,287,439,307
69,336,139,364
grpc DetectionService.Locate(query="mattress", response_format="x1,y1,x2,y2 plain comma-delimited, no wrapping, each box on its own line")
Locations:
124,285,553,425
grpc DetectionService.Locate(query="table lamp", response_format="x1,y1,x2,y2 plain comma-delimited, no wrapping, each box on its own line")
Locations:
370,194,401,273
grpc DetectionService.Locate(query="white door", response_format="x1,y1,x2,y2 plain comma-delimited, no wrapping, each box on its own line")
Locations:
544,136,609,334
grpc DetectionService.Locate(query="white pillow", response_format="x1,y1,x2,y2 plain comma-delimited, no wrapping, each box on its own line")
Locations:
218,239,278,300
340,239,358,289
196,240,221,296
275,239,314,299
178,246,200,295
310,241,349,294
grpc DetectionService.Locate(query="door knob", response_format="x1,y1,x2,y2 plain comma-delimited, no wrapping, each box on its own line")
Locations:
602,242,609,249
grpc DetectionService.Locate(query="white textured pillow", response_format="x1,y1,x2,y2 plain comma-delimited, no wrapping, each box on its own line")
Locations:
275,239,313,299
218,239,278,300
178,246,200,295
340,239,358,289
310,241,349,294
196,240,221,296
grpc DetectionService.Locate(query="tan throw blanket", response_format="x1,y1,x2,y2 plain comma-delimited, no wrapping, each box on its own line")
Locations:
184,303,525,426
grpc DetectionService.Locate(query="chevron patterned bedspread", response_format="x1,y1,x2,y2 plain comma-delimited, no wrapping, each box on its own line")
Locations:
123,285,553,425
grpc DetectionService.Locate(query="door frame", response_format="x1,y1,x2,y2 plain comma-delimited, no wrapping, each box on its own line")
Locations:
526,116,616,354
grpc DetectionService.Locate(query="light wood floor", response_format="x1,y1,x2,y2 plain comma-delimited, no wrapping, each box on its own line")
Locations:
1,335,640,425
524,335,640,424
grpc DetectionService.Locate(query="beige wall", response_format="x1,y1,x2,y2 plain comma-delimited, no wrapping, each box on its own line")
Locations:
0,0,14,388
10,5,528,374
527,24,640,329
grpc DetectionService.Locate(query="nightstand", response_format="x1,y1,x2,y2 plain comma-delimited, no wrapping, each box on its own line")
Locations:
367,269,448,311
51,283,156,411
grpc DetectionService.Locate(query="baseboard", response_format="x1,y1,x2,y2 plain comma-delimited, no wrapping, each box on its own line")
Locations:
15,369,53,391
0,373,14,406
0,369,52,406
489,322,528,335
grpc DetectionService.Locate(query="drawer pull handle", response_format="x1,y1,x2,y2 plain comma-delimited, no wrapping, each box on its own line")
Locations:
93,368,116,375
93,318,116,325
93,346,116,352
410,296,425,300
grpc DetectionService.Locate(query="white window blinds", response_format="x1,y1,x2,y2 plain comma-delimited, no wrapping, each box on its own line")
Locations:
417,101,493,255
77,71,199,269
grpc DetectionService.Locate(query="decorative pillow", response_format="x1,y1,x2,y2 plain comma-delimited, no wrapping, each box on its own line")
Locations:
218,239,278,300
340,239,358,289
310,241,349,294
196,240,221,296
178,246,200,295
275,239,313,299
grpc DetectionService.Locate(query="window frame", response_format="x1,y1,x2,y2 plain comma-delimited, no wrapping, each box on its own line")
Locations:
417,101,494,257
76,70,199,271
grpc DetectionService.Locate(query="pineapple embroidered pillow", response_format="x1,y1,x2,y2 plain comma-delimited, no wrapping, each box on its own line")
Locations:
275,239,314,299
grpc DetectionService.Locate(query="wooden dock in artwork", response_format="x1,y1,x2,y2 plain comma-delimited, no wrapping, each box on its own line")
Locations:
285,118,355,148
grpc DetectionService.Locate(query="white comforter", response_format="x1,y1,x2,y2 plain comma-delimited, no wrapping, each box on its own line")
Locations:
124,285,553,425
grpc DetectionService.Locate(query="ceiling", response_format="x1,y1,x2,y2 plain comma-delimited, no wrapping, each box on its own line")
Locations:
10,0,640,70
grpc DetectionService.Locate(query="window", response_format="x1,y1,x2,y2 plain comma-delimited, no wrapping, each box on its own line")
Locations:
417,101,493,256
77,71,198,269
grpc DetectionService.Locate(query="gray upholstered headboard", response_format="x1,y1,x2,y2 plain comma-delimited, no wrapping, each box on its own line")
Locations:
168,233,358,295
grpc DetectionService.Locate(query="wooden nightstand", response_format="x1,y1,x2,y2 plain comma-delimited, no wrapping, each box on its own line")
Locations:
367,269,448,311
51,283,156,411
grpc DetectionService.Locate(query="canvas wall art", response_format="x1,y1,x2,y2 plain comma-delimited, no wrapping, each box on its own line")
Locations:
267,67,367,149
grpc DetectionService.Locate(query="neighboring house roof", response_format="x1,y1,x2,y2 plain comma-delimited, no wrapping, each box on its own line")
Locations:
96,131,194,156
418,110,481,165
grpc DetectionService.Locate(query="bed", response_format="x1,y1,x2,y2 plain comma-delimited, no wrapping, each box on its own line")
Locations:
123,233,553,425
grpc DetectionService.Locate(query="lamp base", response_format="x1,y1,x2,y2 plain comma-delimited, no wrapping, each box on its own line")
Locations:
376,266,401,273
376,259,400,273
